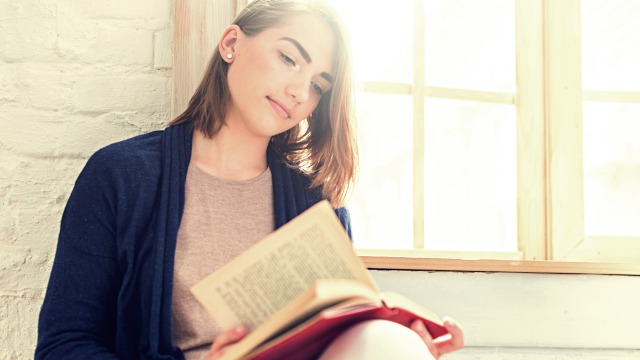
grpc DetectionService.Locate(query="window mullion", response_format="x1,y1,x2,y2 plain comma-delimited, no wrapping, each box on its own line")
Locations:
515,0,546,260
413,0,425,249
583,90,640,103
544,0,585,260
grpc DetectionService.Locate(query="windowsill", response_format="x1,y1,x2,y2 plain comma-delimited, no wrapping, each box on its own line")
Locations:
360,256,640,276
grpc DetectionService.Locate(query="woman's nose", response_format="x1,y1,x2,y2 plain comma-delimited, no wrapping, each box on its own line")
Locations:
286,76,310,103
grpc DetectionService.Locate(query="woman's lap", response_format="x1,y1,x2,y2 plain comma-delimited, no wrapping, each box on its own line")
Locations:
318,320,435,360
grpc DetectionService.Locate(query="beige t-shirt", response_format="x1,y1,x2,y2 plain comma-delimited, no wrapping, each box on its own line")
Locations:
171,163,274,360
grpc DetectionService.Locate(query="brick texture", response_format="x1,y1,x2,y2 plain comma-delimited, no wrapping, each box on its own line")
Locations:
0,0,173,357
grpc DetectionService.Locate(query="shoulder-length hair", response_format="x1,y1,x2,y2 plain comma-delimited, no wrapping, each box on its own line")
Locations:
168,0,357,207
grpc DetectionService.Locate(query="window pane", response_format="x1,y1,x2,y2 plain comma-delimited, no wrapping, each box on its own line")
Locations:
582,0,640,91
327,0,413,83
583,102,640,237
349,94,413,249
424,98,517,251
424,0,516,92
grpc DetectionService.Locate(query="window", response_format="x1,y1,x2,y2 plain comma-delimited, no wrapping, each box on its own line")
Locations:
325,0,640,273
562,0,640,261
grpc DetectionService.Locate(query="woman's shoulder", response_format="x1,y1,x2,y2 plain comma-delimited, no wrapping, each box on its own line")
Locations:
93,130,163,166
80,129,166,188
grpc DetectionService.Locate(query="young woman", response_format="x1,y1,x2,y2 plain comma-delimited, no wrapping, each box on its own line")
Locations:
36,1,463,359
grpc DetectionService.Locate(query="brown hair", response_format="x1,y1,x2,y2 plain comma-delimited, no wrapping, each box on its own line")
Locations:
168,0,357,207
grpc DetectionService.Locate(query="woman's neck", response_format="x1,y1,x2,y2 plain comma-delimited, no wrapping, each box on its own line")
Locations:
191,127,269,181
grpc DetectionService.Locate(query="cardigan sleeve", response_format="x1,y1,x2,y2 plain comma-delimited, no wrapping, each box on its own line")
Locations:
35,149,122,360
335,206,352,240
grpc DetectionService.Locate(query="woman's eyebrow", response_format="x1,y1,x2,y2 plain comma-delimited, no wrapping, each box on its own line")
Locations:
280,37,334,84
281,37,312,63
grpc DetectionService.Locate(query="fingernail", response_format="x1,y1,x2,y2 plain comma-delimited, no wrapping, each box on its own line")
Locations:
413,320,425,331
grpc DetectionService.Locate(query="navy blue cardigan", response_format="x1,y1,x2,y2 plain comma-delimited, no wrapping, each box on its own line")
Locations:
35,123,351,360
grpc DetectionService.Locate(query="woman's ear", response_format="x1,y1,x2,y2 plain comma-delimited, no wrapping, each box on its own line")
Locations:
219,25,242,63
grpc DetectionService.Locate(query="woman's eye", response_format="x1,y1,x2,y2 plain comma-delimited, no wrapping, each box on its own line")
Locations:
280,52,296,66
311,82,324,95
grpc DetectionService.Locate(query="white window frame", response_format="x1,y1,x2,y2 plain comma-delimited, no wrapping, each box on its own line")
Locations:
360,0,640,275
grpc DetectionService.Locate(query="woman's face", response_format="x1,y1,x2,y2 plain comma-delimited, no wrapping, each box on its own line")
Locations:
223,14,336,142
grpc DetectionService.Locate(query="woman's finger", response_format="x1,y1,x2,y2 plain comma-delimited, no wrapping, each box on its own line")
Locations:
433,317,465,355
410,319,439,358
206,326,246,359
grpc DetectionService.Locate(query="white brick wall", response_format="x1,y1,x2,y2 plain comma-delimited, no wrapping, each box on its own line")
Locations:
0,0,173,358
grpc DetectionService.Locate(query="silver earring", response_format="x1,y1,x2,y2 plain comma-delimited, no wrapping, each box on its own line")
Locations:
226,53,233,59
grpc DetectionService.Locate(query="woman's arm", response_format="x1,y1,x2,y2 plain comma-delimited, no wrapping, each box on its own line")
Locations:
35,151,122,359
335,206,352,239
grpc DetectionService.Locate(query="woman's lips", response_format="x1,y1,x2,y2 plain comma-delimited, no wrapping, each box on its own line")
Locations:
267,97,291,119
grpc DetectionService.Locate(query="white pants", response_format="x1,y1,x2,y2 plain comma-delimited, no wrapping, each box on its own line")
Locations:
318,320,436,360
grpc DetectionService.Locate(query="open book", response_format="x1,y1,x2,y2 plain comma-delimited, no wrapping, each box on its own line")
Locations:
191,201,448,360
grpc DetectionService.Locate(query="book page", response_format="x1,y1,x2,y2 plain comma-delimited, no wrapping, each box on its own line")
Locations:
191,201,378,332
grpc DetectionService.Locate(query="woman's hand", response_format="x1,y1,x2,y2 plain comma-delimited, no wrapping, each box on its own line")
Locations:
203,326,247,360
410,317,464,359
